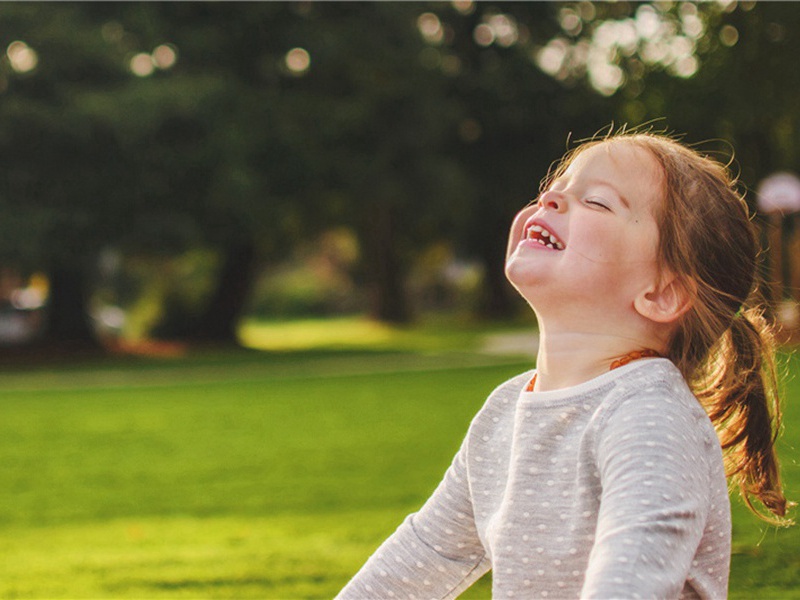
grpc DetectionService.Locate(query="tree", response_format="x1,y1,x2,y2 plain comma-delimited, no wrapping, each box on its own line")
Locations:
0,4,320,344
0,1,796,350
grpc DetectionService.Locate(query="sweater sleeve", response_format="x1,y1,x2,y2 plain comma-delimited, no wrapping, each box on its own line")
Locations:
336,436,490,600
581,388,713,599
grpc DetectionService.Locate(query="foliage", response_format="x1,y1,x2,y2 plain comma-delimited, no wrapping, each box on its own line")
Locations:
0,2,797,341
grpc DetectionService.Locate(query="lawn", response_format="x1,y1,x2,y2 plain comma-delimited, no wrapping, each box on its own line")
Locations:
0,320,798,598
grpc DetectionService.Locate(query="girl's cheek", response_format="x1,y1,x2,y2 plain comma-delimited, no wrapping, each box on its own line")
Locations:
576,229,628,263
506,206,537,259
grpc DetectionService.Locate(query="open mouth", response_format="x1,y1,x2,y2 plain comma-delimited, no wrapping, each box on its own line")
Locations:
526,223,565,250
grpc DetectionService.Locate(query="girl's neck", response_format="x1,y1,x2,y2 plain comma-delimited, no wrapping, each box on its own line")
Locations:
533,329,663,392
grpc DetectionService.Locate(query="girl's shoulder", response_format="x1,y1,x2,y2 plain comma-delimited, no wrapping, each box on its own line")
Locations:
484,370,535,410
603,358,698,413
593,359,719,451
466,370,534,431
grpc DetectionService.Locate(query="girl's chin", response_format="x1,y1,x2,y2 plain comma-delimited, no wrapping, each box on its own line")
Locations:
504,262,550,290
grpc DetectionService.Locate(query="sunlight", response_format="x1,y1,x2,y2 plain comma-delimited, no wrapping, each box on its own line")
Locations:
239,317,396,351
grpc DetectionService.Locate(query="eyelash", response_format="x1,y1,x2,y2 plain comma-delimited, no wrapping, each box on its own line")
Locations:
584,197,610,210
533,194,612,211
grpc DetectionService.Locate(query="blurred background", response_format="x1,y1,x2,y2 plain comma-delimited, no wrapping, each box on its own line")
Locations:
0,0,797,352
1,2,800,599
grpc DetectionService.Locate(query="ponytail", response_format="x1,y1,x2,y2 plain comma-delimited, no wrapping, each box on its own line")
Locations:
693,306,791,524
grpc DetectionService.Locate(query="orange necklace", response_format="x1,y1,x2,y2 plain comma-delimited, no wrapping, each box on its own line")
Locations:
525,349,662,392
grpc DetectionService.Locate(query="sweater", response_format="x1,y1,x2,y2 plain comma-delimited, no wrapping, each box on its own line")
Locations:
337,359,731,599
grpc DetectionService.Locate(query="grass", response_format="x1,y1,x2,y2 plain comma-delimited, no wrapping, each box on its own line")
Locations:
0,318,798,598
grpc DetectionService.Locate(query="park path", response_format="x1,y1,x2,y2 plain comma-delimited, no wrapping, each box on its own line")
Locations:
479,331,538,358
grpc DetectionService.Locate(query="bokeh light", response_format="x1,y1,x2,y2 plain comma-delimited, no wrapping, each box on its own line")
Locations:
152,44,177,70
417,12,443,44
130,52,155,77
532,2,712,95
488,14,518,47
451,1,474,16
473,23,494,47
285,47,311,75
559,8,582,36
7,41,38,74
536,39,568,77
720,24,739,46
472,13,519,48
458,118,482,143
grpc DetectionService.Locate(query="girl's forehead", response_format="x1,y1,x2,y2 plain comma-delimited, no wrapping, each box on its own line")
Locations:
568,140,657,173
564,140,665,208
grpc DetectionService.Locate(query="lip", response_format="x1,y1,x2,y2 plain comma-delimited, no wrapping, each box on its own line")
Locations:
519,216,565,251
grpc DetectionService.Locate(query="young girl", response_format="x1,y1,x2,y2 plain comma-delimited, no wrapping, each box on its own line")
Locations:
337,131,790,599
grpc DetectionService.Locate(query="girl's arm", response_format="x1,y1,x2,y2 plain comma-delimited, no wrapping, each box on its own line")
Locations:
581,387,728,598
336,437,490,600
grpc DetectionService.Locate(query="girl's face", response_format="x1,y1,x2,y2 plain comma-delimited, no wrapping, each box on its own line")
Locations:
505,141,664,321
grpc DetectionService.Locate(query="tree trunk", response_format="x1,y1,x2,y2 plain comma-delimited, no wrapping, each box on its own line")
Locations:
192,242,259,343
364,203,411,324
43,265,100,347
478,251,518,319
473,200,519,320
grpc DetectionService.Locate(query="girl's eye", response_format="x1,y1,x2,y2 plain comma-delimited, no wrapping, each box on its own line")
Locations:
585,197,611,211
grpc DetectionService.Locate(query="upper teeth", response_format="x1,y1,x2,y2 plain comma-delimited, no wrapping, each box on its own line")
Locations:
527,225,564,249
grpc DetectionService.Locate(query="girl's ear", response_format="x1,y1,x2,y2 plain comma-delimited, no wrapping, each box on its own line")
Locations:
634,275,694,324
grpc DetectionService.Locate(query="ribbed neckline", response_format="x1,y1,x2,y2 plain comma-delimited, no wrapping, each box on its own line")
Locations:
519,358,672,404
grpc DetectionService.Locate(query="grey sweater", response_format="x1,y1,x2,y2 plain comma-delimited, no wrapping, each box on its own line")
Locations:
337,359,731,599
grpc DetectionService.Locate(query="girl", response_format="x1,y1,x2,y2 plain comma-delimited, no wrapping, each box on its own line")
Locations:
337,131,790,599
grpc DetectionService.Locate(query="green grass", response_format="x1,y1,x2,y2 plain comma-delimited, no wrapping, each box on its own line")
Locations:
0,322,798,598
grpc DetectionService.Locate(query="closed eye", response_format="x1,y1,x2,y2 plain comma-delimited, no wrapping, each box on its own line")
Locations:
585,196,611,211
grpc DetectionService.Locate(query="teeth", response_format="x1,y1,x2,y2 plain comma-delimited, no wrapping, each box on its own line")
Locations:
525,223,565,250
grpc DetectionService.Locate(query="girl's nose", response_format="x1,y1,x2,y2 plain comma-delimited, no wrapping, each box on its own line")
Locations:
539,190,567,212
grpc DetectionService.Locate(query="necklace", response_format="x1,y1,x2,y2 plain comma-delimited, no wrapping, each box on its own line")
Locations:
525,349,662,392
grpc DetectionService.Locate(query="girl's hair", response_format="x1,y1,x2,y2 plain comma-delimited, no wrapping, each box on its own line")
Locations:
544,130,791,524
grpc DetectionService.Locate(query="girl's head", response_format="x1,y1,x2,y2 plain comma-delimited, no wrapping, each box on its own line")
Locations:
548,134,756,367
506,136,672,334
530,130,790,522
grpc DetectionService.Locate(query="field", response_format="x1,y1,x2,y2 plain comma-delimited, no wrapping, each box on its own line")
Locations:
0,319,798,598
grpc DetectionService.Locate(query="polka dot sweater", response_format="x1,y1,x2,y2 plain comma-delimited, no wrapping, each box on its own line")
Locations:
337,359,731,599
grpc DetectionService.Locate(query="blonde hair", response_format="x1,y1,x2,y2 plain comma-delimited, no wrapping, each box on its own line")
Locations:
544,130,791,524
